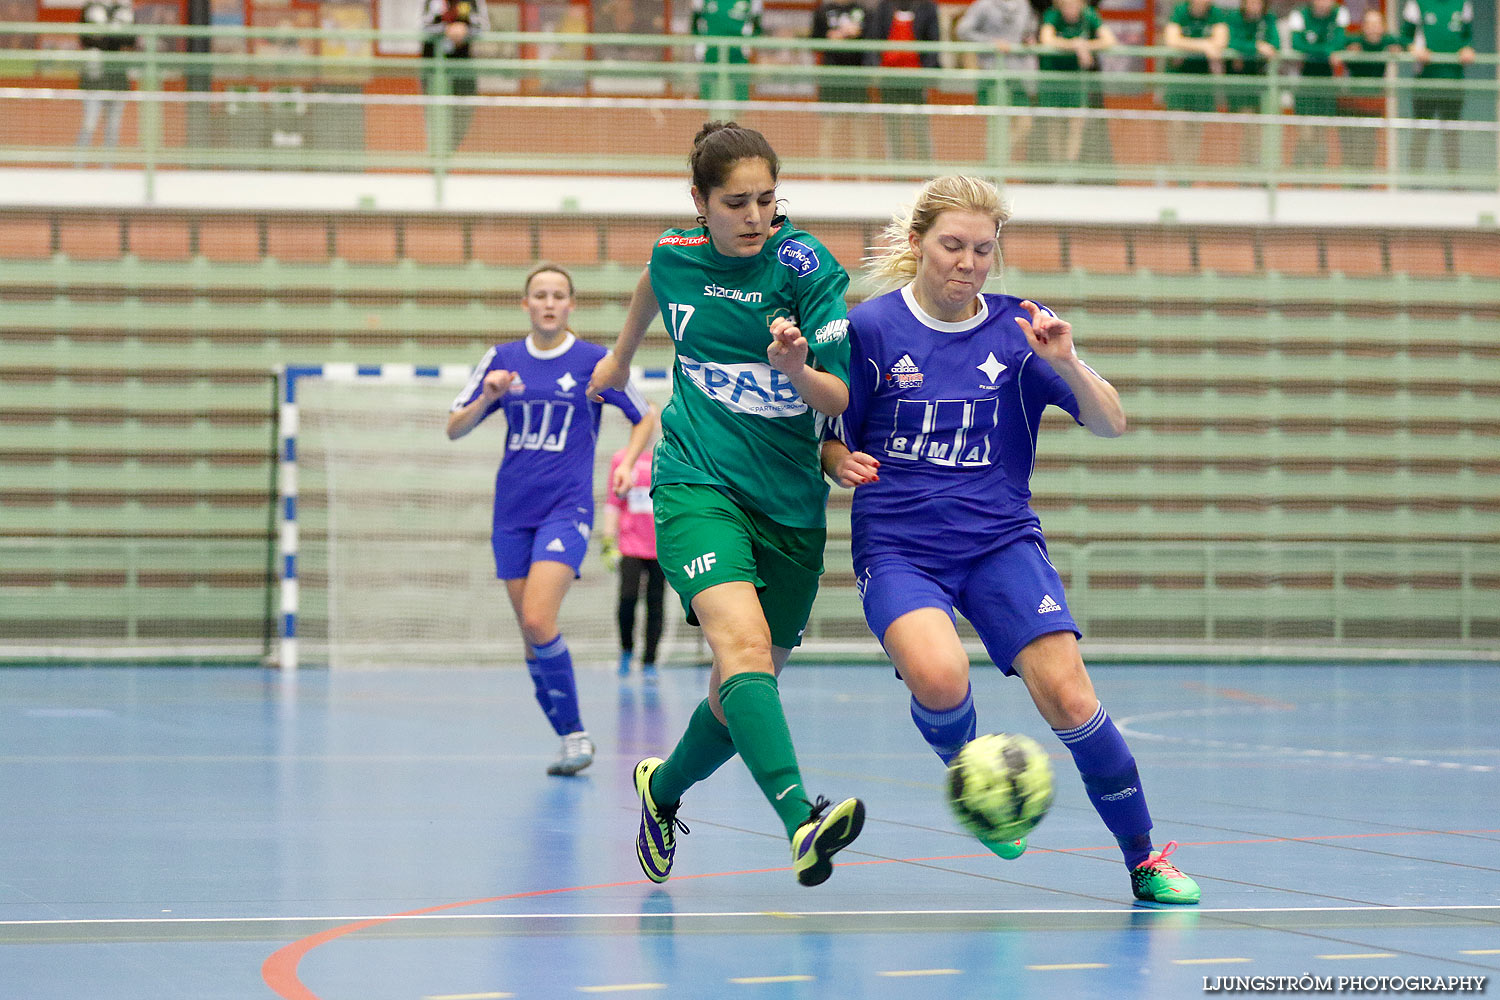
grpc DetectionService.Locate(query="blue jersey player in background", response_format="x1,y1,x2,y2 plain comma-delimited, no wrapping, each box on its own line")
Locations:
821,176,1201,904
449,264,656,776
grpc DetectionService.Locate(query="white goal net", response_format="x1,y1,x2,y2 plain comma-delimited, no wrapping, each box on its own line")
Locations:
281,364,689,670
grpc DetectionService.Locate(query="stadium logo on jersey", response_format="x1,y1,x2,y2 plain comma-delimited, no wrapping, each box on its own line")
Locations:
885,353,924,388
977,351,1008,389
764,307,794,330
658,234,710,247
777,239,821,277
703,282,764,304
677,355,807,418
812,318,848,345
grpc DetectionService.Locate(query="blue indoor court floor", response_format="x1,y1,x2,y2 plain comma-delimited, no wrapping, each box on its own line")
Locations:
1,661,1497,1000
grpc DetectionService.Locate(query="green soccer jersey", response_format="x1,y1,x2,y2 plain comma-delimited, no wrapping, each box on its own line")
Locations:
1227,11,1279,60
1167,2,1224,73
648,221,851,530
1346,33,1400,77
1401,0,1473,80
1288,3,1351,70
1039,5,1103,72
691,0,762,39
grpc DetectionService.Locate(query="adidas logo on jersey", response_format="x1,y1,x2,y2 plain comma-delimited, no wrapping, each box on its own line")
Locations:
886,354,924,388
1037,594,1062,614
546,538,566,553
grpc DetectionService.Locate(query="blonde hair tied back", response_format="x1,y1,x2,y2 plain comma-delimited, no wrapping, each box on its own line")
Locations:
864,175,1012,290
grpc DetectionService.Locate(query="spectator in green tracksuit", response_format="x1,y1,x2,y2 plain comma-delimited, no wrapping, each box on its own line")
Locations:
1286,0,1350,168
1223,0,1280,165
1037,0,1116,165
692,0,763,102
1339,9,1402,173
1224,0,1279,113
1163,0,1228,169
1400,0,1476,173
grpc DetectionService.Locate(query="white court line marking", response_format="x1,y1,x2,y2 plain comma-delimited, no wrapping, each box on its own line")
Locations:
1028,963,1109,971
878,969,962,977
1117,708,1497,773
4,904,1500,927
729,976,813,984
1462,950,1500,955
1318,953,1397,960
1173,958,1253,965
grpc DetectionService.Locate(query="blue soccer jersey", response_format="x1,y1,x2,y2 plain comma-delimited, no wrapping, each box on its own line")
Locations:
835,286,1084,569
453,334,648,529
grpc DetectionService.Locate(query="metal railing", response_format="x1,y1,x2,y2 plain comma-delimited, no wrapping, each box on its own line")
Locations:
2,23,1496,200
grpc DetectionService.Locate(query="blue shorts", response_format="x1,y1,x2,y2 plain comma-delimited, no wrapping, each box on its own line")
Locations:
491,515,592,580
858,536,1081,675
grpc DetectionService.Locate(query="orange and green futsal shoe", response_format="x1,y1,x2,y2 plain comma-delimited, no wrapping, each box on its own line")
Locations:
1130,841,1201,904
982,836,1027,860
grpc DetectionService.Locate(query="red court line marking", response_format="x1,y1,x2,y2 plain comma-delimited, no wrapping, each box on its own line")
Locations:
1179,682,1297,710
261,827,1500,999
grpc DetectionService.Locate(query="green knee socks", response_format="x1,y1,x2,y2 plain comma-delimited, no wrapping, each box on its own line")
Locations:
718,671,810,839
650,697,737,806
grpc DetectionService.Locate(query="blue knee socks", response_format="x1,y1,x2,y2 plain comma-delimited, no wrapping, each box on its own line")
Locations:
910,685,977,765
1054,703,1154,868
531,634,582,736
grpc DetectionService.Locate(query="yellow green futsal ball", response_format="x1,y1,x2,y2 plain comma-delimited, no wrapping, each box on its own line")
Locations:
946,733,1055,843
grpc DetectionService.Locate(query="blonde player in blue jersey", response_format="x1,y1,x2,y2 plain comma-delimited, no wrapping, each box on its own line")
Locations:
449,264,656,777
820,175,1201,904
588,122,865,888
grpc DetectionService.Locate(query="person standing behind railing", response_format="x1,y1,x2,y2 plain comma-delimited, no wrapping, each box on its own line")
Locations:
1163,0,1229,171
954,0,1037,163
1400,0,1476,176
422,0,487,153
864,0,940,162
692,0,763,102
1339,9,1402,175
1285,0,1350,170
811,0,873,163
1224,0,1280,165
1036,0,1116,166
75,0,136,156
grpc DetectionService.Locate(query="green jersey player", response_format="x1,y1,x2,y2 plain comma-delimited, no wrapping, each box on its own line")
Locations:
691,0,762,101
588,121,865,888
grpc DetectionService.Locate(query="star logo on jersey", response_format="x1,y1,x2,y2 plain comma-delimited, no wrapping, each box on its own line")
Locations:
885,353,924,388
977,352,1007,387
556,372,577,394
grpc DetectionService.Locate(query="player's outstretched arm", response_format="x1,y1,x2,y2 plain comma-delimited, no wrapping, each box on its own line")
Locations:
446,369,519,440
768,317,850,417
820,438,880,488
611,403,658,497
1015,300,1126,438
588,267,659,402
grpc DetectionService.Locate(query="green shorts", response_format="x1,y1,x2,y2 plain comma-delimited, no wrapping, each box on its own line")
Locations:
653,482,825,650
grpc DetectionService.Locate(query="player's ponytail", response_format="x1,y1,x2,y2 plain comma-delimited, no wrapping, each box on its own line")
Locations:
865,175,1011,290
